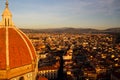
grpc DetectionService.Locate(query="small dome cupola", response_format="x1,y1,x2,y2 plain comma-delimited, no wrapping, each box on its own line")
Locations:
1,0,14,27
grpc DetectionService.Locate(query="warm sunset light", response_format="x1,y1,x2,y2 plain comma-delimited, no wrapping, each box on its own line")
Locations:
0,0,120,80
0,0,120,29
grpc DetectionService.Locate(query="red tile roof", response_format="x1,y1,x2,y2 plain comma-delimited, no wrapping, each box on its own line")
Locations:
0,28,6,69
38,77,48,80
38,66,58,71
19,30,36,60
0,27,36,69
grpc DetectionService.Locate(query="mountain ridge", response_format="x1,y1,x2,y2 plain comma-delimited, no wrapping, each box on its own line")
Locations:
20,27,120,33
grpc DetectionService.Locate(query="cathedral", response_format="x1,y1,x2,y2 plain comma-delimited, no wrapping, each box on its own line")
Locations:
0,0,38,80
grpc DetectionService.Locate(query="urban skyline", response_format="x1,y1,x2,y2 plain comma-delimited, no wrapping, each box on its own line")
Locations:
0,0,120,29
0,0,120,80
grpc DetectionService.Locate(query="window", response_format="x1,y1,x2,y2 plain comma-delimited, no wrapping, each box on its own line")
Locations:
8,18,9,26
5,18,7,26
19,77,24,80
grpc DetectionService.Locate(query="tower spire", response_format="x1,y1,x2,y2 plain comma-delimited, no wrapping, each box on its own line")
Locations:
6,0,8,8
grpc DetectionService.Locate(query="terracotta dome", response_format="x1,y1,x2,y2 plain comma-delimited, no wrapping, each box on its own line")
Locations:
0,27,36,69
0,0,37,79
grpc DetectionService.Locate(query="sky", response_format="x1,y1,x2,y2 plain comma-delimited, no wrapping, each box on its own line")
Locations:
0,0,120,29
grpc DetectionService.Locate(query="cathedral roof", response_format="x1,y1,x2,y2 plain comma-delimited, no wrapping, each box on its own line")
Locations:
0,27,36,69
0,0,37,79
0,0,37,70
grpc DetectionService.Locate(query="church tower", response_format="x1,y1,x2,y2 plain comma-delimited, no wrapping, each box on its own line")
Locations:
0,0,38,80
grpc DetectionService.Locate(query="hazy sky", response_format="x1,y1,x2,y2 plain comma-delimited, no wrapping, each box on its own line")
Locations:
0,0,120,29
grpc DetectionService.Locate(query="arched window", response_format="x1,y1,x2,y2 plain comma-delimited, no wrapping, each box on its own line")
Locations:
5,18,7,26
8,18,9,26
19,77,24,80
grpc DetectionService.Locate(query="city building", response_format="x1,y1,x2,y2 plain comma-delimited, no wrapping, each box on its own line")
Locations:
38,66,58,80
0,0,37,80
38,61,60,80
111,67,120,80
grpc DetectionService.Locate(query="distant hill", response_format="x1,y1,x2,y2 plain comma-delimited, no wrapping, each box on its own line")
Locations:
104,28,120,33
20,27,120,34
